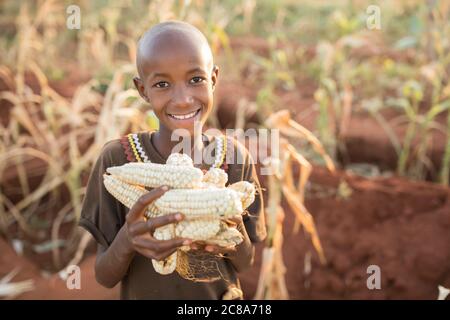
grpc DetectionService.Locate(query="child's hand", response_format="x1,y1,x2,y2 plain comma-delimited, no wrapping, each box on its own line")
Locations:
193,244,237,255
124,186,192,261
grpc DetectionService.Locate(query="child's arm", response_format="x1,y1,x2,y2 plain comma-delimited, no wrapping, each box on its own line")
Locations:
94,225,134,288
94,186,192,288
223,214,256,273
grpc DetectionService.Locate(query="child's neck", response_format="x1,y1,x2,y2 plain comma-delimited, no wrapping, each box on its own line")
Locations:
152,125,204,161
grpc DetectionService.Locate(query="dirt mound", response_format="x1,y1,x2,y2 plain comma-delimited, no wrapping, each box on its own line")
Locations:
240,166,450,299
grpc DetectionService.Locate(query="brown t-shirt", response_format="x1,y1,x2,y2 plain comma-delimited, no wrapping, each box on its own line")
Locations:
79,131,266,300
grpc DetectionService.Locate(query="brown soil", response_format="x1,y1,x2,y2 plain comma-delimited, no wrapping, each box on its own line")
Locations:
239,166,450,299
0,238,119,299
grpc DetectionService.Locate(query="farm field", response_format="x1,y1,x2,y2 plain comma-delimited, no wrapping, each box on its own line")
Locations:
0,0,449,300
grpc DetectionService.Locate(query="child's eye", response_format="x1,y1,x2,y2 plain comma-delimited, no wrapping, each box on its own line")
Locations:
190,76,205,84
153,81,169,88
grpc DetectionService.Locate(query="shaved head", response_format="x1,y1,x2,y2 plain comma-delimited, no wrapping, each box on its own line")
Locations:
133,21,219,136
136,21,214,79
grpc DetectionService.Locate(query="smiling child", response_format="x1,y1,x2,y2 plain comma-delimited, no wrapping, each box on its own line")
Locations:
79,21,266,300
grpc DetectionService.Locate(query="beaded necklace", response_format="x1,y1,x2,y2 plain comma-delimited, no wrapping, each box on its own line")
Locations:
121,132,227,170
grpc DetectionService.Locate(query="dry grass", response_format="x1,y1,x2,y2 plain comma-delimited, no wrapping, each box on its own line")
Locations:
254,110,335,299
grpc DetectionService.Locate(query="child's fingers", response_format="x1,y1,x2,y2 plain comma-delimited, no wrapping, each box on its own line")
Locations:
133,237,191,252
154,238,192,252
152,247,180,261
204,245,237,255
129,215,182,236
135,248,171,261
135,244,186,261
127,220,149,236
145,213,185,232
189,243,237,255
132,237,159,251
189,243,203,250
126,186,169,223
135,247,156,259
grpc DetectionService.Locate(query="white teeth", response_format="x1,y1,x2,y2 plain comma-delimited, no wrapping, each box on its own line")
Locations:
169,109,199,120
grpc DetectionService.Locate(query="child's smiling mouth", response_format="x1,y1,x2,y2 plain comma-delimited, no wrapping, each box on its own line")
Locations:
167,108,201,121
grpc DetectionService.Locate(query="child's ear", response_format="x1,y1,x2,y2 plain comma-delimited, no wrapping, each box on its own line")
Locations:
133,76,150,103
211,65,219,91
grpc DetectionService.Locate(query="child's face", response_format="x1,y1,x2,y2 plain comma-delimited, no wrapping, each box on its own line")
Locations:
134,31,218,136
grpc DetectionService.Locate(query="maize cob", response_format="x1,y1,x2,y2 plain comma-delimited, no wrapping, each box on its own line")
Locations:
175,217,221,240
222,286,244,300
152,254,177,275
106,162,203,189
202,168,228,188
178,222,243,248
103,174,160,217
228,181,256,209
152,225,177,274
103,153,257,276
154,188,244,218
166,152,194,166
204,222,243,247
105,174,175,273
104,174,251,219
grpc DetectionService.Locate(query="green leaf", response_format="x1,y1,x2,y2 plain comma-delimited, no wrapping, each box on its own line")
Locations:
394,36,417,50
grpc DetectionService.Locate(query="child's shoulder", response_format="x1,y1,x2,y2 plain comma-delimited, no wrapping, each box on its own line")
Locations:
96,137,129,166
101,138,123,153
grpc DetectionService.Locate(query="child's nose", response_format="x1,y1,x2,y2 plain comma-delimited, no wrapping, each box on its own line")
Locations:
172,85,194,108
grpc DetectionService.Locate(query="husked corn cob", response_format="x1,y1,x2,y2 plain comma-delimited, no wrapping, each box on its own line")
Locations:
104,174,176,274
103,153,257,277
106,162,203,189
204,222,243,247
104,175,254,220
154,188,244,218
175,218,221,240
152,254,177,275
103,174,160,217
152,225,178,274
166,153,194,166
202,168,228,188
228,181,256,209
